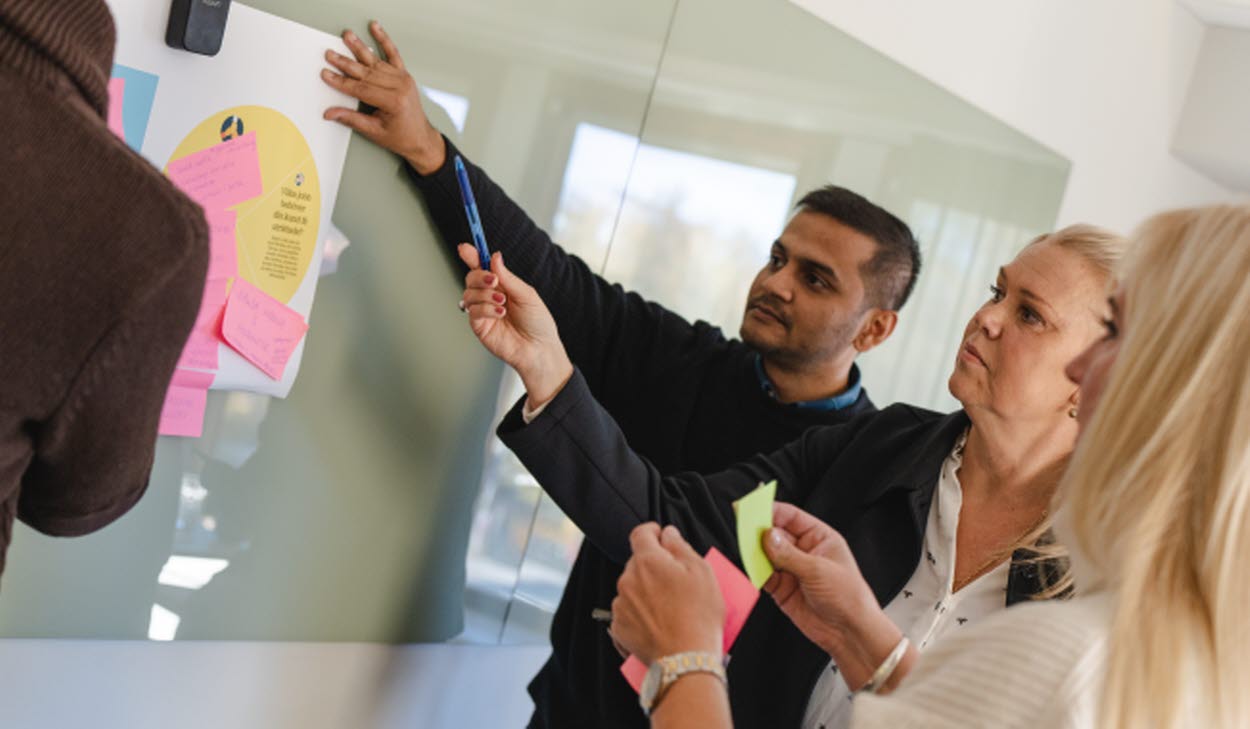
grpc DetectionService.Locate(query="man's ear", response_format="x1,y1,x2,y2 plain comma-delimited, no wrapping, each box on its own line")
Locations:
852,309,898,354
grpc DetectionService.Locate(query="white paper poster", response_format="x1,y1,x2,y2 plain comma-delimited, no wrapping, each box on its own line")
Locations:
106,0,354,398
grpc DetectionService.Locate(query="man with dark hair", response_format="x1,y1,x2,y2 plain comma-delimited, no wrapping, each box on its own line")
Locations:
319,23,922,729
796,186,922,311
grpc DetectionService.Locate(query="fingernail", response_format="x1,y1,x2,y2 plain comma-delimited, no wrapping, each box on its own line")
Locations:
492,293,505,304
495,306,505,315
769,530,783,546
484,275,496,285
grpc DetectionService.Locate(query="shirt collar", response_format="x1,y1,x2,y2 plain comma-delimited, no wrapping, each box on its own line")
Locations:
754,355,863,411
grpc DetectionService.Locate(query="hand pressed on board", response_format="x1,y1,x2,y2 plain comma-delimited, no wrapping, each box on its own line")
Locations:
321,21,446,174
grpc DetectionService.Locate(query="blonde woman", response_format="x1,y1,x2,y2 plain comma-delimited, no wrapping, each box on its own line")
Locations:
611,204,1250,728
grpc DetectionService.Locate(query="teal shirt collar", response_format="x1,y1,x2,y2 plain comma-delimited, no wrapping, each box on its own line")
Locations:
754,356,863,411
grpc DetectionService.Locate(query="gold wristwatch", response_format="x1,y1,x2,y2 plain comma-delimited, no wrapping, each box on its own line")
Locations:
639,651,727,716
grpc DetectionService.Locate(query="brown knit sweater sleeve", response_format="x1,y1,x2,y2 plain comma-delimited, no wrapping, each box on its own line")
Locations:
0,0,210,560
17,233,207,536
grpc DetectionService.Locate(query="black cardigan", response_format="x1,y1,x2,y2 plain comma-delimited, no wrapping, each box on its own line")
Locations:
499,369,1049,729
407,141,877,728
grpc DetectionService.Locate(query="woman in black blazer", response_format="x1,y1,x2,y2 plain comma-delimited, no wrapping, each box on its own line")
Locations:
460,225,1123,729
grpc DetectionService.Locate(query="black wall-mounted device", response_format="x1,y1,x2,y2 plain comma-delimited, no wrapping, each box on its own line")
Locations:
166,0,233,57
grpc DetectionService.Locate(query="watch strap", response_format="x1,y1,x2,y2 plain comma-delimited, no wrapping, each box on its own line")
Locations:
641,651,727,716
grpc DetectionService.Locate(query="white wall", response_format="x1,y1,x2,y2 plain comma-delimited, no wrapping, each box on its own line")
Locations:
1173,25,1250,191
790,0,1236,232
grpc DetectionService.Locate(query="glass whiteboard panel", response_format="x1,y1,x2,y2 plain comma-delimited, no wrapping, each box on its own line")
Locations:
0,0,678,642
0,0,1067,647
489,0,1068,643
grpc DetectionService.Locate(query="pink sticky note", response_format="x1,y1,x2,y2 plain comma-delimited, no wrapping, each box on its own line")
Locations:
159,384,208,438
706,547,761,648
621,547,761,693
107,77,126,140
205,209,238,280
195,278,229,329
177,331,219,371
170,368,215,390
621,656,649,695
220,278,309,380
175,278,229,371
167,132,263,209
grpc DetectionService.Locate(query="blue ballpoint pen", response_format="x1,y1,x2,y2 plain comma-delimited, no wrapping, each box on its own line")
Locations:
453,155,491,271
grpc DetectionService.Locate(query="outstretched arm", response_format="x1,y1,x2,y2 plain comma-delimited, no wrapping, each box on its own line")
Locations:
321,22,726,411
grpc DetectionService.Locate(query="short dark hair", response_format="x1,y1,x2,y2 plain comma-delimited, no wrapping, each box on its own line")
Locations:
795,186,921,311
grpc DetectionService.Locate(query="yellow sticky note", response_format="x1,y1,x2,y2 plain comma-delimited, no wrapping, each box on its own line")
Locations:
733,480,777,589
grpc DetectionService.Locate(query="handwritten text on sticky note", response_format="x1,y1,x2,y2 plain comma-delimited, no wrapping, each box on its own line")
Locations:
175,278,229,371
221,278,308,380
159,384,208,438
205,208,239,280
177,331,219,371
167,132,263,209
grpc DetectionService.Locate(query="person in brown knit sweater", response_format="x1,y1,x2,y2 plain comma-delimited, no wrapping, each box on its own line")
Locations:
0,0,209,580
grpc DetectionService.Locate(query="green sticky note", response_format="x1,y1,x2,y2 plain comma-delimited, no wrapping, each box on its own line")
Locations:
733,480,777,589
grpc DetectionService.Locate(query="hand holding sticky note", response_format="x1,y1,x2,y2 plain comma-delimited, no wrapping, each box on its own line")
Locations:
734,480,777,589
621,547,759,693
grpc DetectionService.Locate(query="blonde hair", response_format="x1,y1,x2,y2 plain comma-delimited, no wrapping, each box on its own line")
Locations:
1016,223,1129,596
1060,205,1250,728
1034,223,1127,279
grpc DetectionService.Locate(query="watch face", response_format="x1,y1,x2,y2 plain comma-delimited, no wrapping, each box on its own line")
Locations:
639,661,664,711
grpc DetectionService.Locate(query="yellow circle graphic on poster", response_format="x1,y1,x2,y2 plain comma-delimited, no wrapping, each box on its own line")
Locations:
167,106,319,304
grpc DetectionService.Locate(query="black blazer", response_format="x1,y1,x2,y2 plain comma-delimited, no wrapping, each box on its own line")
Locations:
499,368,1048,729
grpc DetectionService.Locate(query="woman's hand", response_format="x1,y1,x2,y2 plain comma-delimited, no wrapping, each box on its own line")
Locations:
321,21,446,175
459,245,573,407
764,502,912,691
610,524,725,666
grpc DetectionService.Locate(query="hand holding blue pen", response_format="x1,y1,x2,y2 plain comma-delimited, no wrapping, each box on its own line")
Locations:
455,243,574,407
453,155,491,271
